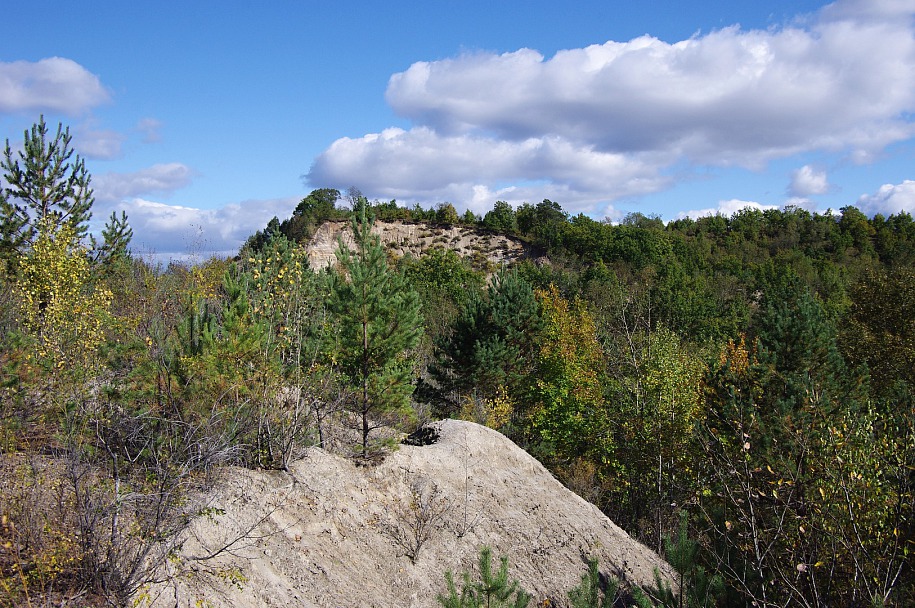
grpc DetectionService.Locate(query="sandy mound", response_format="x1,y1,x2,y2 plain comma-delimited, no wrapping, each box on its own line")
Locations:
306,220,529,269
144,420,672,607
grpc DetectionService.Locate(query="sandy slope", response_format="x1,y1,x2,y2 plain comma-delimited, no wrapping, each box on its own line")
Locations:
144,420,672,607
306,220,529,269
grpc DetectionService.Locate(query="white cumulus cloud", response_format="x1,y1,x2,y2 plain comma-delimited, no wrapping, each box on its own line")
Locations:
0,57,110,115
856,180,915,216
386,5,915,163
310,126,672,214
93,163,196,203
790,165,830,197
309,0,915,215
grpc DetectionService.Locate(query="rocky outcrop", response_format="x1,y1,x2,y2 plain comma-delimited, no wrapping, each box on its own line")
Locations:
305,220,530,269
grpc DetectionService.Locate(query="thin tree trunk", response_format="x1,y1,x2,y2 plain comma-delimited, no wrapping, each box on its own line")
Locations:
362,306,369,459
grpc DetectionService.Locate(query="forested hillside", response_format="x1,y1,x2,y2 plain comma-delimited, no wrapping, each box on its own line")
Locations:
2,119,914,606
241,188,915,607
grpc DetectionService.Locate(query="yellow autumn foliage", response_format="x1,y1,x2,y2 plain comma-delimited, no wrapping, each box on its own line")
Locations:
14,218,111,369
529,285,609,456
459,385,514,431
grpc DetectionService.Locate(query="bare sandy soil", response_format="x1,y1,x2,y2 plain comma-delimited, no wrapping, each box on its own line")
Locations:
306,221,530,269
143,420,672,608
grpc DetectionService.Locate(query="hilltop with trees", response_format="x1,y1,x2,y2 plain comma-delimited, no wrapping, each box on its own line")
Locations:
1,118,914,607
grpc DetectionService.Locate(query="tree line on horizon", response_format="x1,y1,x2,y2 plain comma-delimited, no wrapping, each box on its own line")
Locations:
1,117,914,607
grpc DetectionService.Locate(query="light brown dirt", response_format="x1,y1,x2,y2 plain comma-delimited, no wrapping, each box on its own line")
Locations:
143,420,673,607
306,220,530,269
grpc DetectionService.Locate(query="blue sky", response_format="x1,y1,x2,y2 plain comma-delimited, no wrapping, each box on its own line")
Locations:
3,0,915,259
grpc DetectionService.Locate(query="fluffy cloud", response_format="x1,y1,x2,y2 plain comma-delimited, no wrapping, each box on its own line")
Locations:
74,126,126,160
676,199,778,220
789,165,830,197
387,4,915,163
0,57,110,115
91,164,298,260
310,127,672,214
93,163,196,203
309,0,915,215
100,197,299,261
856,180,915,216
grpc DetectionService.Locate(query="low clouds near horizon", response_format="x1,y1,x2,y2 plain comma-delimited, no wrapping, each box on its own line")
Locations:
96,196,299,261
308,0,915,216
89,164,299,259
857,180,915,216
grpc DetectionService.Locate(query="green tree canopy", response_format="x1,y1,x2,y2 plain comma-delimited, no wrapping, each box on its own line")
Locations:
436,202,460,225
430,268,541,416
482,201,517,234
841,267,915,397
275,188,342,245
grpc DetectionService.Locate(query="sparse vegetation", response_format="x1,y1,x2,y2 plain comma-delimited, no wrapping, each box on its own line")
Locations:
382,471,451,563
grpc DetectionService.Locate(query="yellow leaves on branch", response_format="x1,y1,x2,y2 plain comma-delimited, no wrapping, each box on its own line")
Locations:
191,257,230,302
245,242,310,352
535,284,603,404
459,386,514,431
14,218,111,368
719,334,751,377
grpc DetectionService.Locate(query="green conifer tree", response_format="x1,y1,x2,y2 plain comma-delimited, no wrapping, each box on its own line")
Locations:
652,512,723,608
437,547,531,608
327,201,423,458
1,116,133,274
567,559,616,608
430,268,541,414
1,116,94,248
93,210,134,267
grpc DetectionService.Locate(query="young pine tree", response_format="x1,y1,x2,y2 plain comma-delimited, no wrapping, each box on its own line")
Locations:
438,547,531,608
1,116,94,251
2,117,133,276
567,559,616,608
566,559,655,608
327,201,423,458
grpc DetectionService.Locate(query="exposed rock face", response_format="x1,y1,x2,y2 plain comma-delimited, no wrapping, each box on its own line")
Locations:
305,220,530,269
145,420,673,607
